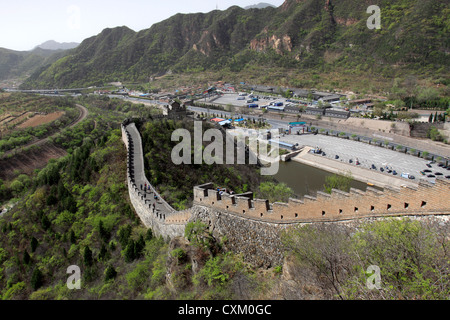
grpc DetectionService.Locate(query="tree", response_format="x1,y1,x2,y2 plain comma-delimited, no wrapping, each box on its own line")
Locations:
83,246,93,267
281,224,354,299
10,179,24,196
98,220,110,242
428,126,443,142
99,243,108,261
31,268,43,290
30,237,38,253
104,265,117,282
145,228,153,241
185,221,213,251
118,225,132,248
257,181,295,203
323,173,352,194
69,230,76,244
346,219,450,300
23,250,31,265
124,239,137,263
41,215,51,231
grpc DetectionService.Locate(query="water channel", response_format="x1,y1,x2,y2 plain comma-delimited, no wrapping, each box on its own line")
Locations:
273,160,374,199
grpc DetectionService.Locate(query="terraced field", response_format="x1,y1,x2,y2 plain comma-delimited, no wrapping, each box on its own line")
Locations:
17,111,65,129
0,93,89,180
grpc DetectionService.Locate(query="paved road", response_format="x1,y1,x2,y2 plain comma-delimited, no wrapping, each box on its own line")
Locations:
280,134,450,184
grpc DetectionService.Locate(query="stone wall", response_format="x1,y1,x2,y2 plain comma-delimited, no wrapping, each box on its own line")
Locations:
190,205,286,268
193,180,450,224
410,122,445,138
122,123,186,241
122,121,450,267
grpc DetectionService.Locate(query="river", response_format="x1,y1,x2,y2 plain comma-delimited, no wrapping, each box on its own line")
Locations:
273,160,373,199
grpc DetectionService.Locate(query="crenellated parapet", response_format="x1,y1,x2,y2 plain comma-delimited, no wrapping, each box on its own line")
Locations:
193,179,450,223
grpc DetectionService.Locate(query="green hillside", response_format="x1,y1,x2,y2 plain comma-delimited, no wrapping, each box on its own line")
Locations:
0,47,68,82
1,116,448,300
20,0,449,90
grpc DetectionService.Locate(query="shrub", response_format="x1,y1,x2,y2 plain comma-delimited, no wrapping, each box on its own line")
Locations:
83,246,93,267
171,248,187,264
104,265,117,282
31,268,44,291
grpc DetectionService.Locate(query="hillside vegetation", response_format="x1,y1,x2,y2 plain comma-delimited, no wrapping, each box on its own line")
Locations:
0,48,67,82
1,127,448,300
0,93,448,300
19,0,449,90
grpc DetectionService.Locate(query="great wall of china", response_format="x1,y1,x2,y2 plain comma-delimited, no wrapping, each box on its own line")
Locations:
121,120,450,267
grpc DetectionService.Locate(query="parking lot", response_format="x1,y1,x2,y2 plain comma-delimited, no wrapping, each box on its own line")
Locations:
212,93,298,109
279,134,450,184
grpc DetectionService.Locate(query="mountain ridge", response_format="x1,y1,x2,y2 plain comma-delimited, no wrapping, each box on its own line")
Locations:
244,2,276,9
35,40,79,51
0,47,69,82
18,0,450,89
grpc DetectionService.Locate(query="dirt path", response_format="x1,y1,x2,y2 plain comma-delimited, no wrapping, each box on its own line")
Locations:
1,104,89,158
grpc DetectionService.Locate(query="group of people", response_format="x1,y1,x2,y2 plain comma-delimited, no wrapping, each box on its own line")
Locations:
217,187,235,196
141,183,159,201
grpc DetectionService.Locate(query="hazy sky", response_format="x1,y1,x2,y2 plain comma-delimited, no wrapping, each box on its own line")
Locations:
0,0,285,51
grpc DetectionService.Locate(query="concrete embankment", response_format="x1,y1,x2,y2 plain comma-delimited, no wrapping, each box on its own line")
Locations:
291,147,418,189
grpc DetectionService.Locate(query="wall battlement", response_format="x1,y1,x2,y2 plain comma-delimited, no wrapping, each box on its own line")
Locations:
193,179,450,223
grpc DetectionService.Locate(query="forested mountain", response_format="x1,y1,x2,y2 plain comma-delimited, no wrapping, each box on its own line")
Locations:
0,47,68,82
19,0,450,89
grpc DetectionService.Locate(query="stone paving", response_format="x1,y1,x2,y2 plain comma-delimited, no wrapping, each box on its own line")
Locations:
125,123,176,217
